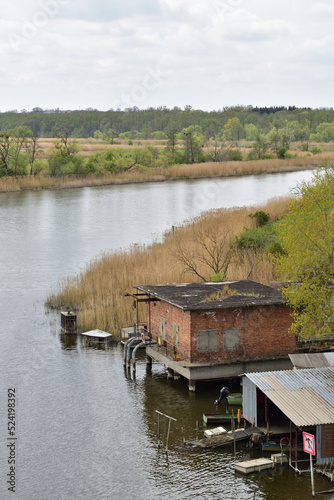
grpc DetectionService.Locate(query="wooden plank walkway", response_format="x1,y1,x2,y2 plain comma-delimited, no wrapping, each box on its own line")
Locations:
187,427,264,449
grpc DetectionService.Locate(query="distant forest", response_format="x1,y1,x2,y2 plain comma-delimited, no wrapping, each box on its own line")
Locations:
1,105,334,140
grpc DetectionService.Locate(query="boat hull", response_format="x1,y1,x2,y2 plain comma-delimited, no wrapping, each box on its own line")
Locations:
203,413,243,424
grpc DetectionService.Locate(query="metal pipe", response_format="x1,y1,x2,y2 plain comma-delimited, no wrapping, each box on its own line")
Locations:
132,340,157,370
123,337,135,365
126,337,138,366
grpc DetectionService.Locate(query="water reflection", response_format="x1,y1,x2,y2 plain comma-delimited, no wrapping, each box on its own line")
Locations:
59,333,79,350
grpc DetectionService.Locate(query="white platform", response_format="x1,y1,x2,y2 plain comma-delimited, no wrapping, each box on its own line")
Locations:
235,458,274,474
81,329,113,340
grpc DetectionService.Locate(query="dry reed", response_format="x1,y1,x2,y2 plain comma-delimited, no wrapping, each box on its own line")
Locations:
46,197,290,336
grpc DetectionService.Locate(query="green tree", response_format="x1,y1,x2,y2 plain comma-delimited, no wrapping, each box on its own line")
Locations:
0,127,32,176
11,126,32,174
252,134,269,159
245,123,258,141
0,132,11,175
48,129,83,176
223,117,243,141
165,128,178,163
182,126,204,164
275,160,334,339
233,219,282,279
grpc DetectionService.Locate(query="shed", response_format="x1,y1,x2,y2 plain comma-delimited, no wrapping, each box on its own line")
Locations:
131,280,295,389
243,367,334,465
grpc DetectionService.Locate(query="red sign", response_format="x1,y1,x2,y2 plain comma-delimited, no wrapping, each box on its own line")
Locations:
303,431,316,456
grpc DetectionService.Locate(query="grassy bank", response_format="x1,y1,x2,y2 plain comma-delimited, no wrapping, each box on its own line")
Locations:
46,197,290,336
0,153,330,193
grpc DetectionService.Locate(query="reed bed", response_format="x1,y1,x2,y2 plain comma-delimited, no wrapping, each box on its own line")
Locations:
46,197,290,336
1,151,331,193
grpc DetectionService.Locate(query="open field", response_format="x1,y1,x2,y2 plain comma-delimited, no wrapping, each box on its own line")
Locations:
46,197,290,335
37,138,334,158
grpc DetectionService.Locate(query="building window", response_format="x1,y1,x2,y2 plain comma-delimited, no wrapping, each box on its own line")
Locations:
198,330,219,351
159,317,167,340
171,323,179,346
224,328,239,350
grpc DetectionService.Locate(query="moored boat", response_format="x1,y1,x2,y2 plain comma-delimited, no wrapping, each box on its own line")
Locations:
261,440,303,452
203,413,243,424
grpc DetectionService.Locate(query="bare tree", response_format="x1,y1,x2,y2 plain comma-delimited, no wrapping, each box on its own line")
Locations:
206,140,236,162
25,131,41,175
174,229,233,281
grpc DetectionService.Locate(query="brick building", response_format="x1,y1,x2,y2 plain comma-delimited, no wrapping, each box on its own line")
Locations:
134,280,295,390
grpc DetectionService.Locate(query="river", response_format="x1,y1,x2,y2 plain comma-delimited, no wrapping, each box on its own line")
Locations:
0,170,332,499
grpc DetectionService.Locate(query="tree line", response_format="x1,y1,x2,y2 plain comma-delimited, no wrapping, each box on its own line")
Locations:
1,106,334,141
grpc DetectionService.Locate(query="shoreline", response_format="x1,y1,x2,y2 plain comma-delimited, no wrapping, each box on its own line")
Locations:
0,164,316,194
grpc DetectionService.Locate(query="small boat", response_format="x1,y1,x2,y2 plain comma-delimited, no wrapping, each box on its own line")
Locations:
261,440,303,452
203,413,243,424
227,393,242,406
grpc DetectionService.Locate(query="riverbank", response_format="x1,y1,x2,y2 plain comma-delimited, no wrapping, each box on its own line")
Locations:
0,154,328,193
46,197,290,335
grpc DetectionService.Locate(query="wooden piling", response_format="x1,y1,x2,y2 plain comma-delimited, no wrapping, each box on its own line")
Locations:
232,410,236,458
155,410,177,454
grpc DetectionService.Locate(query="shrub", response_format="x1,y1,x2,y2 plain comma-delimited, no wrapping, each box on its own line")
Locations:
277,147,288,159
227,149,243,161
249,210,270,227
311,146,322,155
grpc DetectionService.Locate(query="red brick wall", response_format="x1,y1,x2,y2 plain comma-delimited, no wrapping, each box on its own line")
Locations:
147,300,192,360
148,300,295,363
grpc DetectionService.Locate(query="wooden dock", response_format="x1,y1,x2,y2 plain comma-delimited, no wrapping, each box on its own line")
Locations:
188,427,264,449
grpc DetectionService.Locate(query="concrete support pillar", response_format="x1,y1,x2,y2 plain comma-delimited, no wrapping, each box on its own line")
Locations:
167,368,174,379
188,380,196,392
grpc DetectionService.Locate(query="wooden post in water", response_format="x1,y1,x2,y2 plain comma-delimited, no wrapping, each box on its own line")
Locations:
155,410,177,454
232,410,236,458
166,418,172,453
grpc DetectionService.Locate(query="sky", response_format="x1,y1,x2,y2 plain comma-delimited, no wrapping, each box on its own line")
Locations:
1,0,334,112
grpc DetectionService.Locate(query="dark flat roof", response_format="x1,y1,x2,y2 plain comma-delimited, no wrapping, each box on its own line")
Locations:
135,280,286,311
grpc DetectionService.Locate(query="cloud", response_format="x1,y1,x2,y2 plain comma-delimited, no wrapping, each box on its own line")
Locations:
1,0,334,111
60,0,162,22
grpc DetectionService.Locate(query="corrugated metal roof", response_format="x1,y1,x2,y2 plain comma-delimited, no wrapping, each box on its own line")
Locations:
245,368,334,427
289,352,334,369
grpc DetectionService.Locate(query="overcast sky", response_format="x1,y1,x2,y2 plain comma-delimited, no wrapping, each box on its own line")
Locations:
1,0,333,111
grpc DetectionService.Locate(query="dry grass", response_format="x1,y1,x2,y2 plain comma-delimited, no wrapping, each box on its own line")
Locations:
46,197,290,336
0,154,325,193
1,137,334,193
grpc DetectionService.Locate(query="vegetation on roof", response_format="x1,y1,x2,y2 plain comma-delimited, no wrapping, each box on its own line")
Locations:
202,285,265,302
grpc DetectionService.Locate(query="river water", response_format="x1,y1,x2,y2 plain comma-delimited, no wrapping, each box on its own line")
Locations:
1,171,332,499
